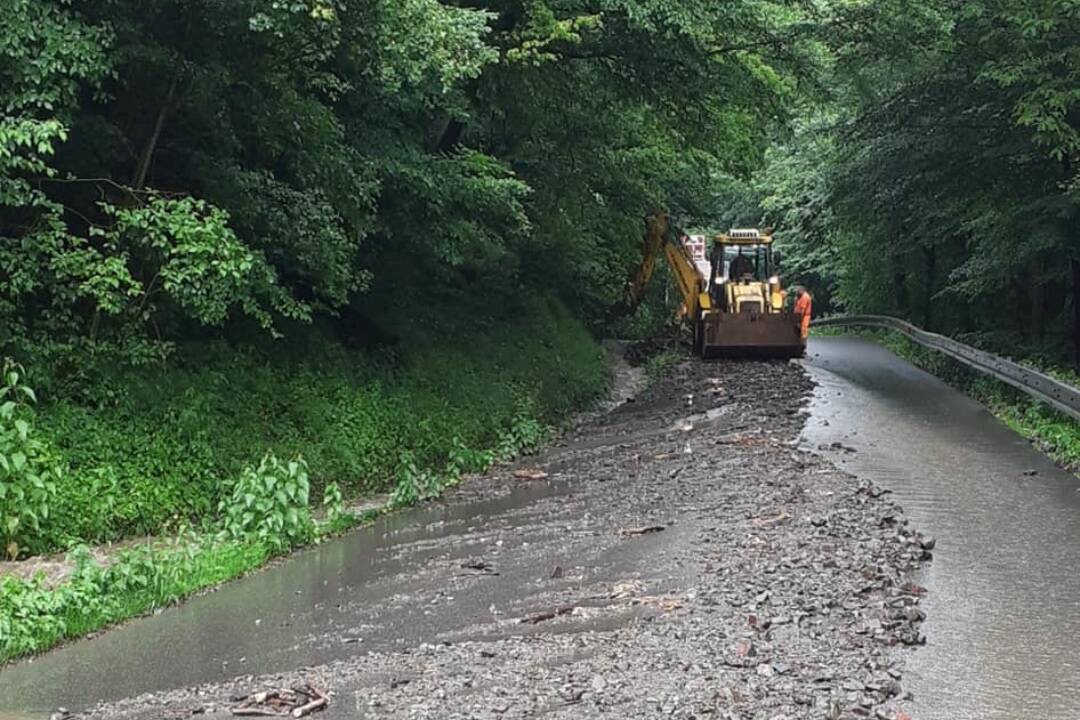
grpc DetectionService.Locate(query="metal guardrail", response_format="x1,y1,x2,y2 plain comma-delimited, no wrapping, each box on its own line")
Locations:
813,315,1080,422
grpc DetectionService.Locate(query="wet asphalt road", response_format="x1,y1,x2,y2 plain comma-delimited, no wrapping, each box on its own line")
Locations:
0,354,930,720
804,336,1080,720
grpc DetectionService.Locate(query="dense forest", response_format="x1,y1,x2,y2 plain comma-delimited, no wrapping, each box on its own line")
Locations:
756,1,1080,363
6,1,1076,365
1,1,1077,560
1,0,803,367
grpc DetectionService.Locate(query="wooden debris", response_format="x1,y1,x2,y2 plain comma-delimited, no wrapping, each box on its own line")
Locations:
291,697,327,718
233,710,281,717
513,469,549,481
459,560,499,575
230,684,329,718
619,525,666,536
520,606,575,624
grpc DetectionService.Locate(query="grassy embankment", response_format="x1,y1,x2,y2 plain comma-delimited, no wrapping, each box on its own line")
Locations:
0,296,610,662
819,328,1080,472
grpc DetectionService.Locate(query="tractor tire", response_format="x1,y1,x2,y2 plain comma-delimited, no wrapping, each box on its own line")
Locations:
693,316,705,357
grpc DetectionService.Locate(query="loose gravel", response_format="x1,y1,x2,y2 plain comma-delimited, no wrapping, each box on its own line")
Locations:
77,356,928,720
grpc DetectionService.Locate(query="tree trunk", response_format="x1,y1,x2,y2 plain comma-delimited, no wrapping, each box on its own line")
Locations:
131,78,178,190
922,244,936,330
1071,257,1080,368
892,268,907,317
1030,257,1044,344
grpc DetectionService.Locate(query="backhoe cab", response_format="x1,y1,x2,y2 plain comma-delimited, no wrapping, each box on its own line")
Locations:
627,215,804,360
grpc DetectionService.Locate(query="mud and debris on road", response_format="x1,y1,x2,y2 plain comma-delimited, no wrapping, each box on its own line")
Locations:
73,355,929,720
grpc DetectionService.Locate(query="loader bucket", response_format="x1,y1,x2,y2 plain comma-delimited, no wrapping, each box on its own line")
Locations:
700,311,805,359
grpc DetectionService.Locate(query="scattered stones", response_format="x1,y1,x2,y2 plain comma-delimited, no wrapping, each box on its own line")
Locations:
73,355,927,720
229,684,328,718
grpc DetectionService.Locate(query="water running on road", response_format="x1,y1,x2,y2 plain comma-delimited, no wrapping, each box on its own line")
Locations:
803,336,1080,720
0,479,579,715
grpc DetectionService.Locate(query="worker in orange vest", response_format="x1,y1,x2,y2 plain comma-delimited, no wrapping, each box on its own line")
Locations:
794,286,813,341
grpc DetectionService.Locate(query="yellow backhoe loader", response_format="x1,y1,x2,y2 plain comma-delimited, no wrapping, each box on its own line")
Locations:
626,214,804,359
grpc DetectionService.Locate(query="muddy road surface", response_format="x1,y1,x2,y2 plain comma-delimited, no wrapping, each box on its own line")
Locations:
1,357,929,720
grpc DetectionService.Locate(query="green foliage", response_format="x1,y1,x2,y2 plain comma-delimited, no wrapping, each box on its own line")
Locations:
755,0,1079,361
389,450,444,509
388,397,551,509
218,454,314,554
494,399,552,461
1,0,819,368
0,362,62,559
0,536,270,662
447,437,497,477
320,481,345,529
644,350,682,383
14,299,605,553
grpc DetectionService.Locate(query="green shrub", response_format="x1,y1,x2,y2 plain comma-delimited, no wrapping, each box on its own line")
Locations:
447,437,496,476
0,362,62,558
389,450,444,509
0,535,270,662
320,481,345,528
218,453,314,553
15,296,607,553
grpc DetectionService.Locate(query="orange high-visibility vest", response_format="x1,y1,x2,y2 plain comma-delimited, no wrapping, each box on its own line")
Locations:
794,293,813,339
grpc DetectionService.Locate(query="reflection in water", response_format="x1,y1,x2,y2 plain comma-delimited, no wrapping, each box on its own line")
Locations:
803,337,1080,720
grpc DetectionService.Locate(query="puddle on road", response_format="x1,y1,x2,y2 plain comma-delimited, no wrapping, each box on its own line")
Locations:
803,336,1080,720
0,478,572,715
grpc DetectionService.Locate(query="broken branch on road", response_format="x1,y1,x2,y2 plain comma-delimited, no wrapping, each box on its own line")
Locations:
618,525,666,536
230,684,329,718
520,606,575,624
513,469,549,481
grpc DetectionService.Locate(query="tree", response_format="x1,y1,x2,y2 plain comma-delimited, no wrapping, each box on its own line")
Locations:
759,0,1080,363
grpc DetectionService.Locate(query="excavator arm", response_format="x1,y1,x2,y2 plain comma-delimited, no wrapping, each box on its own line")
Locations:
622,213,710,318
621,214,670,316
662,226,711,321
